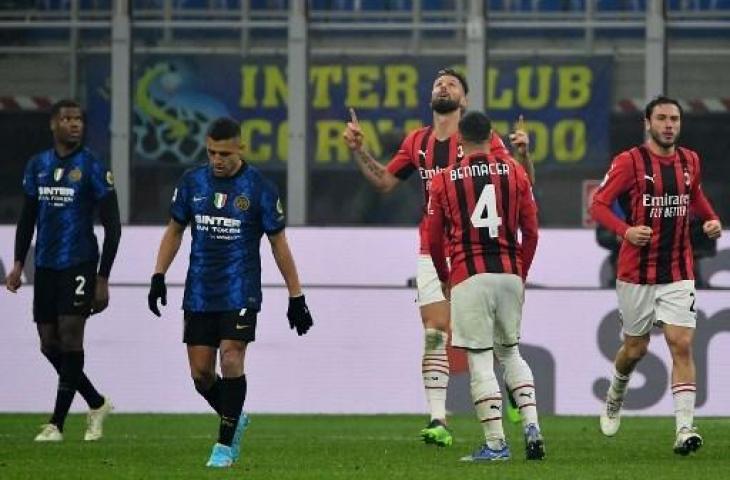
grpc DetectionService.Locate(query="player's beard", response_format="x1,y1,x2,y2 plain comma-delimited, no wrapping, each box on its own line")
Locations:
649,128,677,150
430,97,461,114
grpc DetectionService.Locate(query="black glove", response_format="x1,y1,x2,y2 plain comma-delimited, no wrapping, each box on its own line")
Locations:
148,273,167,317
287,294,313,336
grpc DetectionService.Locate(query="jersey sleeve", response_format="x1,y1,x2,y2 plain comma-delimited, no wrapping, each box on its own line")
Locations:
260,179,286,235
385,130,418,180
687,151,719,221
89,157,115,201
590,152,634,238
517,167,539,279
22,156,37,197
169,175,191,226
427,173,449,283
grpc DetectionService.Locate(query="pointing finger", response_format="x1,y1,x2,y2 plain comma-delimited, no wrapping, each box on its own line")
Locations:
349,107,359,125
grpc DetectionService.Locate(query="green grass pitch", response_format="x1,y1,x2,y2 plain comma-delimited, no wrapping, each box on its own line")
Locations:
1,414,728,479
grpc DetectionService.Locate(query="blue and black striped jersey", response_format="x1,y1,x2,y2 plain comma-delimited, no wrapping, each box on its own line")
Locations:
22,147,114,270
170,163,285,312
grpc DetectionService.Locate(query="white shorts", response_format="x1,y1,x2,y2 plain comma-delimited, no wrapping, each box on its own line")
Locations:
416,255,447,306
616,279,696,336
450,273,524,350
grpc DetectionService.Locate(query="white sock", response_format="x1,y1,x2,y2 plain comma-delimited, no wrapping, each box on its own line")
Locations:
671,382,696,432
495,344,539,428
468,349,504,446
607,369,631,402
422,328,449,421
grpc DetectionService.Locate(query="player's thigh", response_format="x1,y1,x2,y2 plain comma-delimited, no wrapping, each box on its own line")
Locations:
493,274,525,347
656,280,696,329
450,274,494,350
416,255,447,308
184,311,221,348
616,280,656,336
33,267,58,324
57,262,96,318
56,314,88,350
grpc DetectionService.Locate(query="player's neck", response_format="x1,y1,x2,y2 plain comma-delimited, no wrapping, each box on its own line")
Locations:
462,143,486,157
646,139,675,157
432,110,460,141
54,141,80,159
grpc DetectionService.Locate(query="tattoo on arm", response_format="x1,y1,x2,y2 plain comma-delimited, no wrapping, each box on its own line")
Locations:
357,150,385,179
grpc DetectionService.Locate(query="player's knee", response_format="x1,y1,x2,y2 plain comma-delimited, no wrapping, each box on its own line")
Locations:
493,344,519,364
667,335,693,358
192,372,216,392
624,342,649,362
424,328,447,351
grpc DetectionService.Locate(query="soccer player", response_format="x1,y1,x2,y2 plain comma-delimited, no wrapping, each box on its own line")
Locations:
5,99,120,442
428,111,543,462
147,117,314,468
343,68,532,446
591,96,722,455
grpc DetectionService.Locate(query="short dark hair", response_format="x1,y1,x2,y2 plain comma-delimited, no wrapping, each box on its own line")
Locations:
435,68,469,95
207,117,240,141
459,111,491,144
645,95,683,120
50,99,82,118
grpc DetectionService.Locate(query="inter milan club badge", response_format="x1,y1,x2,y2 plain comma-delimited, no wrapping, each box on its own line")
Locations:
234,195,250,211
68,168,83,182
53,168,64,182
213,192,227,209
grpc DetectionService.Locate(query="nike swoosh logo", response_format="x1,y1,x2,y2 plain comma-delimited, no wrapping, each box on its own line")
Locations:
644,175,654,183
73,301,84,307
193,196,206,202
235,324,249,330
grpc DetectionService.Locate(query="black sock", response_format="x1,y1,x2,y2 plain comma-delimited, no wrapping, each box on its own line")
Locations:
49,350,85,431
42,349,104,410
217,375,247,446
195,375,222,415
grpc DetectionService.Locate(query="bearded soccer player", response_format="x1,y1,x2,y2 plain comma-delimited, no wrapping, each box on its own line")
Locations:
5,99,120,442
427,111,543,462
590,96,722,455
147,117,313,468
343,68,532,445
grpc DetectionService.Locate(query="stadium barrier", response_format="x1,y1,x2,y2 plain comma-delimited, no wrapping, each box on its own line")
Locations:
1,226,729,414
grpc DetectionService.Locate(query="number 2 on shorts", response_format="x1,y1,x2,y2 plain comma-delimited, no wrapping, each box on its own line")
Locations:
75,275,86,296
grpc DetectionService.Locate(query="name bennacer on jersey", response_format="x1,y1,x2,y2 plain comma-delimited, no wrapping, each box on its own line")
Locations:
449,162,509,181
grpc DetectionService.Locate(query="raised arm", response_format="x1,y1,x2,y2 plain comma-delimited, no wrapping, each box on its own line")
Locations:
510,115,535,185
343,107,400,193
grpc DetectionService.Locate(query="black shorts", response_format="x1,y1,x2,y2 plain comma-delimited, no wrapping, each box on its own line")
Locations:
183,308,258,347
33,262,97,323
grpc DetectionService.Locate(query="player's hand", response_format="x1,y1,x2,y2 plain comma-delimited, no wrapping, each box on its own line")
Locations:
148,273,167,317
287,294,313,336
624,226,653,247
703,219,722,239
4,263,22,293
91,276,110,315
343,108,364,153
439,281,451,301
509,115,529,156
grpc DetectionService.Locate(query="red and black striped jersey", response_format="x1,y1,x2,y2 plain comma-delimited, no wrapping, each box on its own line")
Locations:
427,151,538,286
386,126,509,254
590,144,719,285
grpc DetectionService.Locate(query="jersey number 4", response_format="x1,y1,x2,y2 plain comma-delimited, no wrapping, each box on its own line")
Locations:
470,184,502,238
